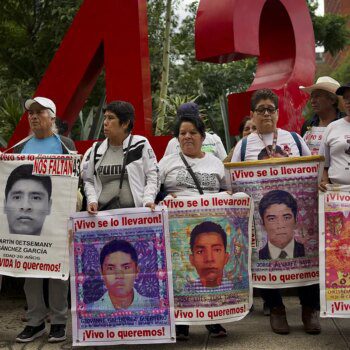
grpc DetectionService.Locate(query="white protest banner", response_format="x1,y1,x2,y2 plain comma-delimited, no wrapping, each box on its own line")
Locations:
226,156,323,288
320,185,350,318
70,207,175,346
162,192,253,325
0,153,79,279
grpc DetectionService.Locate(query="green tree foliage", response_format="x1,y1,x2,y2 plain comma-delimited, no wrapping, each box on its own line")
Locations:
333,55,350,85
164,1,256,139
0,0,82,91
0,0,101,143
0,94,22,143
308,1,350,56
147,0,168,94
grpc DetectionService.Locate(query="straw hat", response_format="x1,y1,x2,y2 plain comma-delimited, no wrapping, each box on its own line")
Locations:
299,76,340,95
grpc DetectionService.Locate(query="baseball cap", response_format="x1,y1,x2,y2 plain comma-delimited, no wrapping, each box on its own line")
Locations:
177,102,200,118
336,83,350,96
24,97,56,115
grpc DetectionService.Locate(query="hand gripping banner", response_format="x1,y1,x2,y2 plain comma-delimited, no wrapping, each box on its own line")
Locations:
320,186,350,318
162,192,253,325
226,156,324,288
0,153,79,279
70,207,175,346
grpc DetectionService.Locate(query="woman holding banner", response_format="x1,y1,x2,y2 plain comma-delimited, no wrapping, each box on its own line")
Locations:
83,101,159,213
230,89,321,336
159,113,227,340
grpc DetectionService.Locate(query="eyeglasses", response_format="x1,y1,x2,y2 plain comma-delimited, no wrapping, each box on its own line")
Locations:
254,107,277,115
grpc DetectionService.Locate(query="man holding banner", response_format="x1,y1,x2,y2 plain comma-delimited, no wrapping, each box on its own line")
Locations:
13,97,76,344
299,76,344,155
319,82,350,190
230,89,321,335
318,82,350,318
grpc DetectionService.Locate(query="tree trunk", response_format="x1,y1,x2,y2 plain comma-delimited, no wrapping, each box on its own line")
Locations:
155,0,172,135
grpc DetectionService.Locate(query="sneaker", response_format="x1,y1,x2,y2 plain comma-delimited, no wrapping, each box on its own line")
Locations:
16,323,46,343
176,325,189,341
205,324,227,338
48,324,67,343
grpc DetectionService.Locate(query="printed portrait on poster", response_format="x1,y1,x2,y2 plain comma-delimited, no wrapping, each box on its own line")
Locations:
186,221,232,292
86,239,158,310
4,164,52,236
258,190,305,260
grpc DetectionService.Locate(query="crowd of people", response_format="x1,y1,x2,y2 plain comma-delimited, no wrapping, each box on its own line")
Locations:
2,75,350,344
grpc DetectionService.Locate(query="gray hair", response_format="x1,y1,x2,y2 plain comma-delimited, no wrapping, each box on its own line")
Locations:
47,109,58,134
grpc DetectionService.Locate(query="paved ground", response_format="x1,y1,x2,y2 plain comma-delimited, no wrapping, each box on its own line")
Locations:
0,296,349,350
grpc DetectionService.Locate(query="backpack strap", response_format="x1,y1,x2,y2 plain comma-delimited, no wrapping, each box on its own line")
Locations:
240,137,248,161
290,132,302,156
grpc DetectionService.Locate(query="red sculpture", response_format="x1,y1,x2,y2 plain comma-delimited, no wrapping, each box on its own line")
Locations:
195,0,316,135
9,0,315,156
9,0,170,156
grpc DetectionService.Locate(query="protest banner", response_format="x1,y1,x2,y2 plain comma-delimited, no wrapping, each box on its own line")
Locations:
226,156,323,288
320,186,350,318
0,153,79,279
162,192,252,325
70,207,175,346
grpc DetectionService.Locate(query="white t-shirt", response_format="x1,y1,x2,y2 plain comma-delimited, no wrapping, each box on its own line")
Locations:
159,153,226,196
231,129,310,162
303,126,326,155
319,118,350,185
164,132,227,160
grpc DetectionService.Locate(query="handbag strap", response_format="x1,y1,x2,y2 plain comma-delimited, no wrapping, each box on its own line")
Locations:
179,152,204,195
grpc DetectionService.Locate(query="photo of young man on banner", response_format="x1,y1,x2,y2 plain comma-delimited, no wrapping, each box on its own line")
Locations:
318,82,350,319
86,238,158,311
0,154,79,280
319,186,350,318
187,221,231,292
258,190,305,260
4,164,52,236
227,157,322,288
163,192,252,326
70,207,175,346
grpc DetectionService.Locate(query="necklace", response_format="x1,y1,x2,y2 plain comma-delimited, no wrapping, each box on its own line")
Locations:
258,129,278,158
